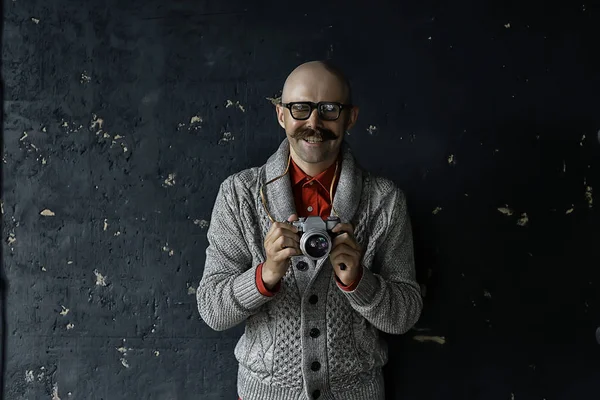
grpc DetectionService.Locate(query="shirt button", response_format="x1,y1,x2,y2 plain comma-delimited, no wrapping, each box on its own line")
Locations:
307,206,313,212
309,328,320,338
296,261,308,271
308,181,314,186
311,361,321,371
309,295,318,304
312,389,321,399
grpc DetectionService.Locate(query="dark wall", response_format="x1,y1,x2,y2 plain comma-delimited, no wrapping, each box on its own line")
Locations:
2,0,600,399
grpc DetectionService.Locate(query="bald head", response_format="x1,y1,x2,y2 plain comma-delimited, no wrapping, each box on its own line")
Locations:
281,61,352,105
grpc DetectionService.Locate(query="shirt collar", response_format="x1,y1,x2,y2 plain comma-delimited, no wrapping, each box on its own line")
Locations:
289,155,339,191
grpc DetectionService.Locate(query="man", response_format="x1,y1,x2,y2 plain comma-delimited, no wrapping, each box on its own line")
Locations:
197,61,422,400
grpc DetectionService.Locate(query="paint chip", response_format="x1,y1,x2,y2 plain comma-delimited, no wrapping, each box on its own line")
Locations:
218,131,234,145
67,261,73,265
114,231,121,237
120,358,130,368
20,131,28,141
517,212,529,226
40,209,55,217
103,219,108,231
432,207,442,215
366,125,378,135
497,206,513,216
7,233,16,245
585,186,593,208
413,335,446,345
80,72,91,84
566,206,574,214
59,306,69,316
447,154,456,165
25,370,34,383
189,115,203,128
90,114,104,131
265,96,281,105
154,351,160,357
504,22,511,28
580,134,586,146
484,290,492,299
187,285,196,295
193,219,209,229
42,126,47,133
94,269,107,286
225,100,246,112
116,346,130,354
66,323,75,330
163,173,176,187
31,17,40,24
52,383,61,400
41,266,47,272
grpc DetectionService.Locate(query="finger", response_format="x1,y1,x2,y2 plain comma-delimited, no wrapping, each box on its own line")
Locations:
332,233,360,251
287,213,298,222
331,253,357,271
274,236,300,251
331,222,354,235
329,244,360,263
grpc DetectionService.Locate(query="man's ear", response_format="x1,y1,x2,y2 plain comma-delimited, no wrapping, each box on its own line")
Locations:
345,105,360,131
276,104,286,129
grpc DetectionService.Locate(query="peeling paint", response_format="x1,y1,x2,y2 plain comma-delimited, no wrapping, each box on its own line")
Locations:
7,233,16,245
31,17,40,24
585,186,593,208
103,219,108,231
193,219,209,228
266,96,281,105
67,261,73,265
163,173,176,187
189,115,203,131
497,206,513,216
447,154,456,165
413,335,446,345
40,209,55,217
59,306,69,316
120,358,130,368
432,207,442,215
225,100,246,112
25,370,34,383
580,134,586,146
114,231,121,236
162,243,174,257
52,383,61,400
20,131,28,141
504,22,511,28
80,72,91,84
218,131,234,144
94,269,107,286
187,285,196,295
41,266,47,272
66,323,75,330
154,351,160,356
90,114,104,131
484,290,492,299
566,206,574,214
517,212,529,227
366,125,377,135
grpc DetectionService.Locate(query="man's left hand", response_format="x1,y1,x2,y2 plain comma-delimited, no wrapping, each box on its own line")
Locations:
329,222,363,286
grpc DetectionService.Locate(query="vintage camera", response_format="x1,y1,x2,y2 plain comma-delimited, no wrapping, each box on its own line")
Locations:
291,216,341,260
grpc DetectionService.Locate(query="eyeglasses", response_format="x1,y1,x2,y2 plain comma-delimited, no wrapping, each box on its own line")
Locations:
281,101,352,121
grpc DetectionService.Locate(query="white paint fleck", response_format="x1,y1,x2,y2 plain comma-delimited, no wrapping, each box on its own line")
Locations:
52,383,61,400
193,219,209,229
31,17,40,24
25,370,34,383
40,209,55,217
517,212,529,227
120,358,130,368
1,201,3,214
497,206,513,216
59,306,69,316
94,269,107,286
447,154,456,165
190,115,203,124
103,132,110,139
90,114,104,131
113,134,123,140
66,323,75,330
114,231,121,236
41,266,47,272
187,285,196,295
116,346,129,354
80,72,91,84
580,134,586,146
67,261,73,265
164,173,176,187
225,100,246,112
103,219,108,231
484,290,492,299
218,131,235,144
42,157,47,165
366,125,378,135
585,186,593,208
7,233,16,245
20,131,28,141
432,207,442,215
154,351,160,357
504,22,511,28
42,126,47,133
413,335,446,345
265,96,281,105
563,160,566,173
566,206,574,214
428,36,432,40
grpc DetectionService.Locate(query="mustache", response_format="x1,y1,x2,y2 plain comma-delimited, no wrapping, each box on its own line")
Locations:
290,127,337,141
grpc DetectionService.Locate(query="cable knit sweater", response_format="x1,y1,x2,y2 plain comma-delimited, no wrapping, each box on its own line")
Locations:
197,138,422,400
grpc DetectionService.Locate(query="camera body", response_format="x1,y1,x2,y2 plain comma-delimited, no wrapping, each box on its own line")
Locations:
291,216,341,260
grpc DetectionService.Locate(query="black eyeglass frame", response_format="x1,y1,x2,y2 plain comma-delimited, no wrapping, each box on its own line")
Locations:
281,101,353,121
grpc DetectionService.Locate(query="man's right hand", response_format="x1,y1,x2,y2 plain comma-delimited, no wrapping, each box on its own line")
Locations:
262,214,300,289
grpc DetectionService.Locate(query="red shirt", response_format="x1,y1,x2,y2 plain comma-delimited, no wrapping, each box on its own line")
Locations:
256,156,363,296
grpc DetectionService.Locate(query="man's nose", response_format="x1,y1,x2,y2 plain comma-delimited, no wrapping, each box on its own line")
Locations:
306,108,324,128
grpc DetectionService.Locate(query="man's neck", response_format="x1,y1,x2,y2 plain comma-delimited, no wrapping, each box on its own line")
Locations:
290,153,338,177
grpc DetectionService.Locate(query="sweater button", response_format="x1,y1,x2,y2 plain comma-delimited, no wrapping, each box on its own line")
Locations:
312,389,321,399
308,295,318,304
309,328,320,338
311,361,321,371
296,261,308,271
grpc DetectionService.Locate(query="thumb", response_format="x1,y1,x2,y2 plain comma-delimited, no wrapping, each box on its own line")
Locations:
287,213,298,222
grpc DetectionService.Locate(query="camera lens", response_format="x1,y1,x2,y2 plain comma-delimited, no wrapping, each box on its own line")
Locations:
304,234,330,259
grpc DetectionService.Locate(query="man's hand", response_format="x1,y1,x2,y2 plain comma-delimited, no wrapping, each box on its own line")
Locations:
262,214,300,289
329,222,363,286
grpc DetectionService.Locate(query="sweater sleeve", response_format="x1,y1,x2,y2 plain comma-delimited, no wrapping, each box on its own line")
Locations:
342,188,423,335
197,178,276,331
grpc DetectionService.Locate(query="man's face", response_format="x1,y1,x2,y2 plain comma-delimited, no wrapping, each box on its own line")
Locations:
276,70,359,166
